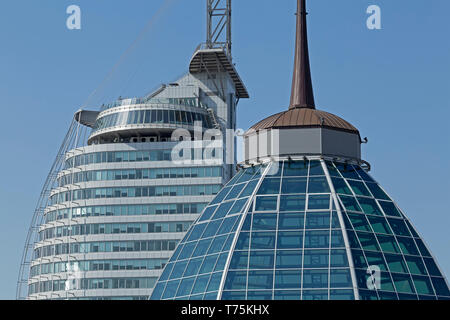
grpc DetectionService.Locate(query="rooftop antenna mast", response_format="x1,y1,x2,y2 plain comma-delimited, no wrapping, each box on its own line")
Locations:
206,0,232,57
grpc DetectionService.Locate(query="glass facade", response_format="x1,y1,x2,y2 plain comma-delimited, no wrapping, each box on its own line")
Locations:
27,143,225,299
50,184,221,205
44,203,206,223
58,167,222,187
93,108,213,133
150,159,450,300
64,149,213,169
20,47,242,300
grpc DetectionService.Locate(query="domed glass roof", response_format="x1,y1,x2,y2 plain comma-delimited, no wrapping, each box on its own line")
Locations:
150,158,450,300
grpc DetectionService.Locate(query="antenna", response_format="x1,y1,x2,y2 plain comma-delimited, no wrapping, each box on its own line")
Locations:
206,0,232,56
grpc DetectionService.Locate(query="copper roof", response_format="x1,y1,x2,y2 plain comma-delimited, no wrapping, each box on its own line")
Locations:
248,108,359,134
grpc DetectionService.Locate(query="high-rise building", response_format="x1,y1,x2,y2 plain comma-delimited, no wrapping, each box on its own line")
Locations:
17,0,248,300
150,0,450,300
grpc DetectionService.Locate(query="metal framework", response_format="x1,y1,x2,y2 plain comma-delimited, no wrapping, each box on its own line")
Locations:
16,114,90,299
206,0,232,56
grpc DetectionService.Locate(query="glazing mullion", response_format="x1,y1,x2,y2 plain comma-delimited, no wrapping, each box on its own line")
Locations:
299,159,310,299
322,160,362,300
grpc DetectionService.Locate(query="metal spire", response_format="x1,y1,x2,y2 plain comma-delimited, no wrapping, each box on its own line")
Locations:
289,0,315,109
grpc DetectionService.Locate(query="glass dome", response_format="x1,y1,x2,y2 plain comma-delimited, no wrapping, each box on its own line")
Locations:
150,158,450,300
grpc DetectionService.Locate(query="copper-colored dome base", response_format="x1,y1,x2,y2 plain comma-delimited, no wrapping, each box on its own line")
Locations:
248,107,359,134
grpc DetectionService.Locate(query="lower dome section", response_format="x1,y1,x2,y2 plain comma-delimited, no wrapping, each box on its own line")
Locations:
150,158,450,300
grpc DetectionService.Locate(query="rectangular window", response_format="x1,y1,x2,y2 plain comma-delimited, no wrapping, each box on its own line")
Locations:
302,270,328,289
255,196,278,212
279,195,305,212
281,177,307,194
308,195,331,210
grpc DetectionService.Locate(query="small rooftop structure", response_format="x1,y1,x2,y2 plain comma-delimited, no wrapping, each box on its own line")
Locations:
244,0,361,163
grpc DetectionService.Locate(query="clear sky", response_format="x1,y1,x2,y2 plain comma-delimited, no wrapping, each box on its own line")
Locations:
0,0,448,299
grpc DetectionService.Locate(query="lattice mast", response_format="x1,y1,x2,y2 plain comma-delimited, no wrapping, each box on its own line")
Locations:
206,0,232,57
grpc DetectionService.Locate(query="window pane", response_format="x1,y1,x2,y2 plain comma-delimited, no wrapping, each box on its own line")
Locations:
347,180,371,197
377,235,401,254
330,269,352,288
309,160,324,176
281,177,307,194
251,232,276,250
405,256,427,275
304,231,329,249
308,195,330,210
379,201,402,217
275,270,302,289
367,216,393,234
308,177,330,193
221,291,246,300
224,271,246,290
252,213,277,230
276,250,302,269
199,255,219,274
163,280,180,299
249,250,275,269
255,196,278,211
184,258,203,277
199,206,218,222
339,195,362,212
257,178,281,195
234,232,250,250
277,231,303,249
412,276,434,295
229,251,249,270
240,180,259,198
331,177,352,195
247,271,273,290
303,270,328,288
396,237,419,256
357,197,382,216
303,249,329,268
330,249,349,267
431,277,450,296
283,161,309,176
278,213,304,230
388,218,411,237
357,232,380,251
225,183,246,200
392,274,415,294
177,277,195,297
366,183,390,200
192,275,210,294
347,213,371,232
336,164,360,180
365,251,388,271
280,195,306,212
211,201,234,220
305,211,330,229
274,290,301,300
385,254,408,273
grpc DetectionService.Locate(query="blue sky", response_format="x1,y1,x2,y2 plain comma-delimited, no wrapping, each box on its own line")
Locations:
0,0,449,299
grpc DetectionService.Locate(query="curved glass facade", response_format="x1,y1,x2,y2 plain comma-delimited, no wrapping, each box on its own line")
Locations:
58,167,222,187
27,144,226,300
64,150,185,169
44,203,206,223
150,159,450,300
20,34,243,300
49,184,221,205
92,108,213,133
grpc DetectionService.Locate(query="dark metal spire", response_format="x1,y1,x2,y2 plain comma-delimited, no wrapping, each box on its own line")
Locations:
290,0,315,109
